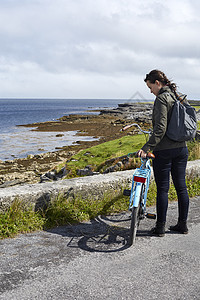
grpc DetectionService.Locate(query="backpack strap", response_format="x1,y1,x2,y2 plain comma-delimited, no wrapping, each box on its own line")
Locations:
177,94,187,103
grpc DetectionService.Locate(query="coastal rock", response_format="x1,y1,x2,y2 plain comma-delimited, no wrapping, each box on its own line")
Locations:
56,134,64,137
77,166,94,176
40,171,57,182
100,102,153,123
76,166,99,177
0,171,38,187
103,165,120,174
0,150,75,187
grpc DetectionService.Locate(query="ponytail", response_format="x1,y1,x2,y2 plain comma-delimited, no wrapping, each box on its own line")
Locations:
144,70,179,98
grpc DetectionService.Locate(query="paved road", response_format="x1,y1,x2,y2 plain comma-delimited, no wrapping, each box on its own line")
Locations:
0,197,200,300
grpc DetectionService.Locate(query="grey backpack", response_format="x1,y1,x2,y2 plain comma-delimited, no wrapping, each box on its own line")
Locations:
166,93,197,142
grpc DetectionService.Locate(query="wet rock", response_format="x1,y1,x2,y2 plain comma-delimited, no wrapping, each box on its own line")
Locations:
56,134,64,137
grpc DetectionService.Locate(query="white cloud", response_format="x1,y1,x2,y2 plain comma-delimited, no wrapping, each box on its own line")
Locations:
0,0,200,99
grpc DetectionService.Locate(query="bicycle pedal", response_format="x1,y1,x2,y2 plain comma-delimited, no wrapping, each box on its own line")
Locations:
123,189,131,196
146,213,156,219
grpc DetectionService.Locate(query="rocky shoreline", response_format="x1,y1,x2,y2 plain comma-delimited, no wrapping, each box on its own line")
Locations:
1,101,200,188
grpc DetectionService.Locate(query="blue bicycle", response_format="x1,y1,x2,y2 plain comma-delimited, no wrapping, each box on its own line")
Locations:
122,123,156,245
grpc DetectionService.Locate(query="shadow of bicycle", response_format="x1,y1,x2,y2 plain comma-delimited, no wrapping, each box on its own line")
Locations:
47,211,151,253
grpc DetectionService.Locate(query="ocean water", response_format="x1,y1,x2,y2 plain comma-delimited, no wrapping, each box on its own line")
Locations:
0,98,129,161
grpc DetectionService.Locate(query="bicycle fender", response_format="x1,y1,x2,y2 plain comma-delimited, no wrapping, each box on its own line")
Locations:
132,183,143,207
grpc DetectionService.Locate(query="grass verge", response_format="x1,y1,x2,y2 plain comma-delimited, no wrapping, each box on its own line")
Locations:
1,174,200,239
0,199,45,239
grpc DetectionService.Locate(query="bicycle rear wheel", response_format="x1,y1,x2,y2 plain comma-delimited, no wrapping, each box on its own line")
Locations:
129,184,144,245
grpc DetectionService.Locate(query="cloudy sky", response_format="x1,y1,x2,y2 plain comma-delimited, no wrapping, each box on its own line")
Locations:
0,0,200,99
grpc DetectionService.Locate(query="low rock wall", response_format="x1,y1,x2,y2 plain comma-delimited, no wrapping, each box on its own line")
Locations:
1,160,200,212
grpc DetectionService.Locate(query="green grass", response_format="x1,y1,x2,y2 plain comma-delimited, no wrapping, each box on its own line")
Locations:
43,190,130,228
70,135,146,164
56,133,200,178
0,199,45,239
187,141,200,160
192,106,200,111
56,134,149,177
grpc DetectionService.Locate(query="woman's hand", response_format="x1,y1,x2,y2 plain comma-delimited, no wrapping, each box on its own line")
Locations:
136,149,147,158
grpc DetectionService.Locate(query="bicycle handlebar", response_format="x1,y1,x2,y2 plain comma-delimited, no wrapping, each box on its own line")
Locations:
121,123,154,159
146,152,155,159
121,123,151,135
128,152,155,159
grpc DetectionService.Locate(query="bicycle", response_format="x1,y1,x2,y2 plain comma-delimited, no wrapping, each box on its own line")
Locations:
121,123,156,245
67,123,156,252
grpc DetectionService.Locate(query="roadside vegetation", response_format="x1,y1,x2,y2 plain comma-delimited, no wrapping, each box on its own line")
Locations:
1,171,200,239
0,199,44,239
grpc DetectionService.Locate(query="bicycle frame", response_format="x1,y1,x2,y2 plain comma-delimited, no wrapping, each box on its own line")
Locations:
121,122,156,245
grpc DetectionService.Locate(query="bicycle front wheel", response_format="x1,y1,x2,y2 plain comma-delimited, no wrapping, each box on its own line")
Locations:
129,184,144,245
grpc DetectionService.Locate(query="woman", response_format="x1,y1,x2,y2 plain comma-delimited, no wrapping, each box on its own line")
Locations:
137,69,189,236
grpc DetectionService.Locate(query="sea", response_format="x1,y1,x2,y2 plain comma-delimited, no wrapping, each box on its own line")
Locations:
0,98,134,161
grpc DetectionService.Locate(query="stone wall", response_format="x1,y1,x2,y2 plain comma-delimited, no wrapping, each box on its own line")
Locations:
1,160,200,212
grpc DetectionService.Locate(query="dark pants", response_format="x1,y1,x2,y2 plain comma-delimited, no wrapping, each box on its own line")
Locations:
153,147,189,223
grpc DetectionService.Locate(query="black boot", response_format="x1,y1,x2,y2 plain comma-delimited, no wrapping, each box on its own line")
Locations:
151,222,165,237
169,220,188,234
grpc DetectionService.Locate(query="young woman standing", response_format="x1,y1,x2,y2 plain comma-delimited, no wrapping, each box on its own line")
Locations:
137,69,189,236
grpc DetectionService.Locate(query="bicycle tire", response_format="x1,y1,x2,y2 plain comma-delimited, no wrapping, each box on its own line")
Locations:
129,184,144,245
129,206,139,245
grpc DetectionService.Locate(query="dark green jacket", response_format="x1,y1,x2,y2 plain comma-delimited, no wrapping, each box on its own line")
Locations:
142,86,186,153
